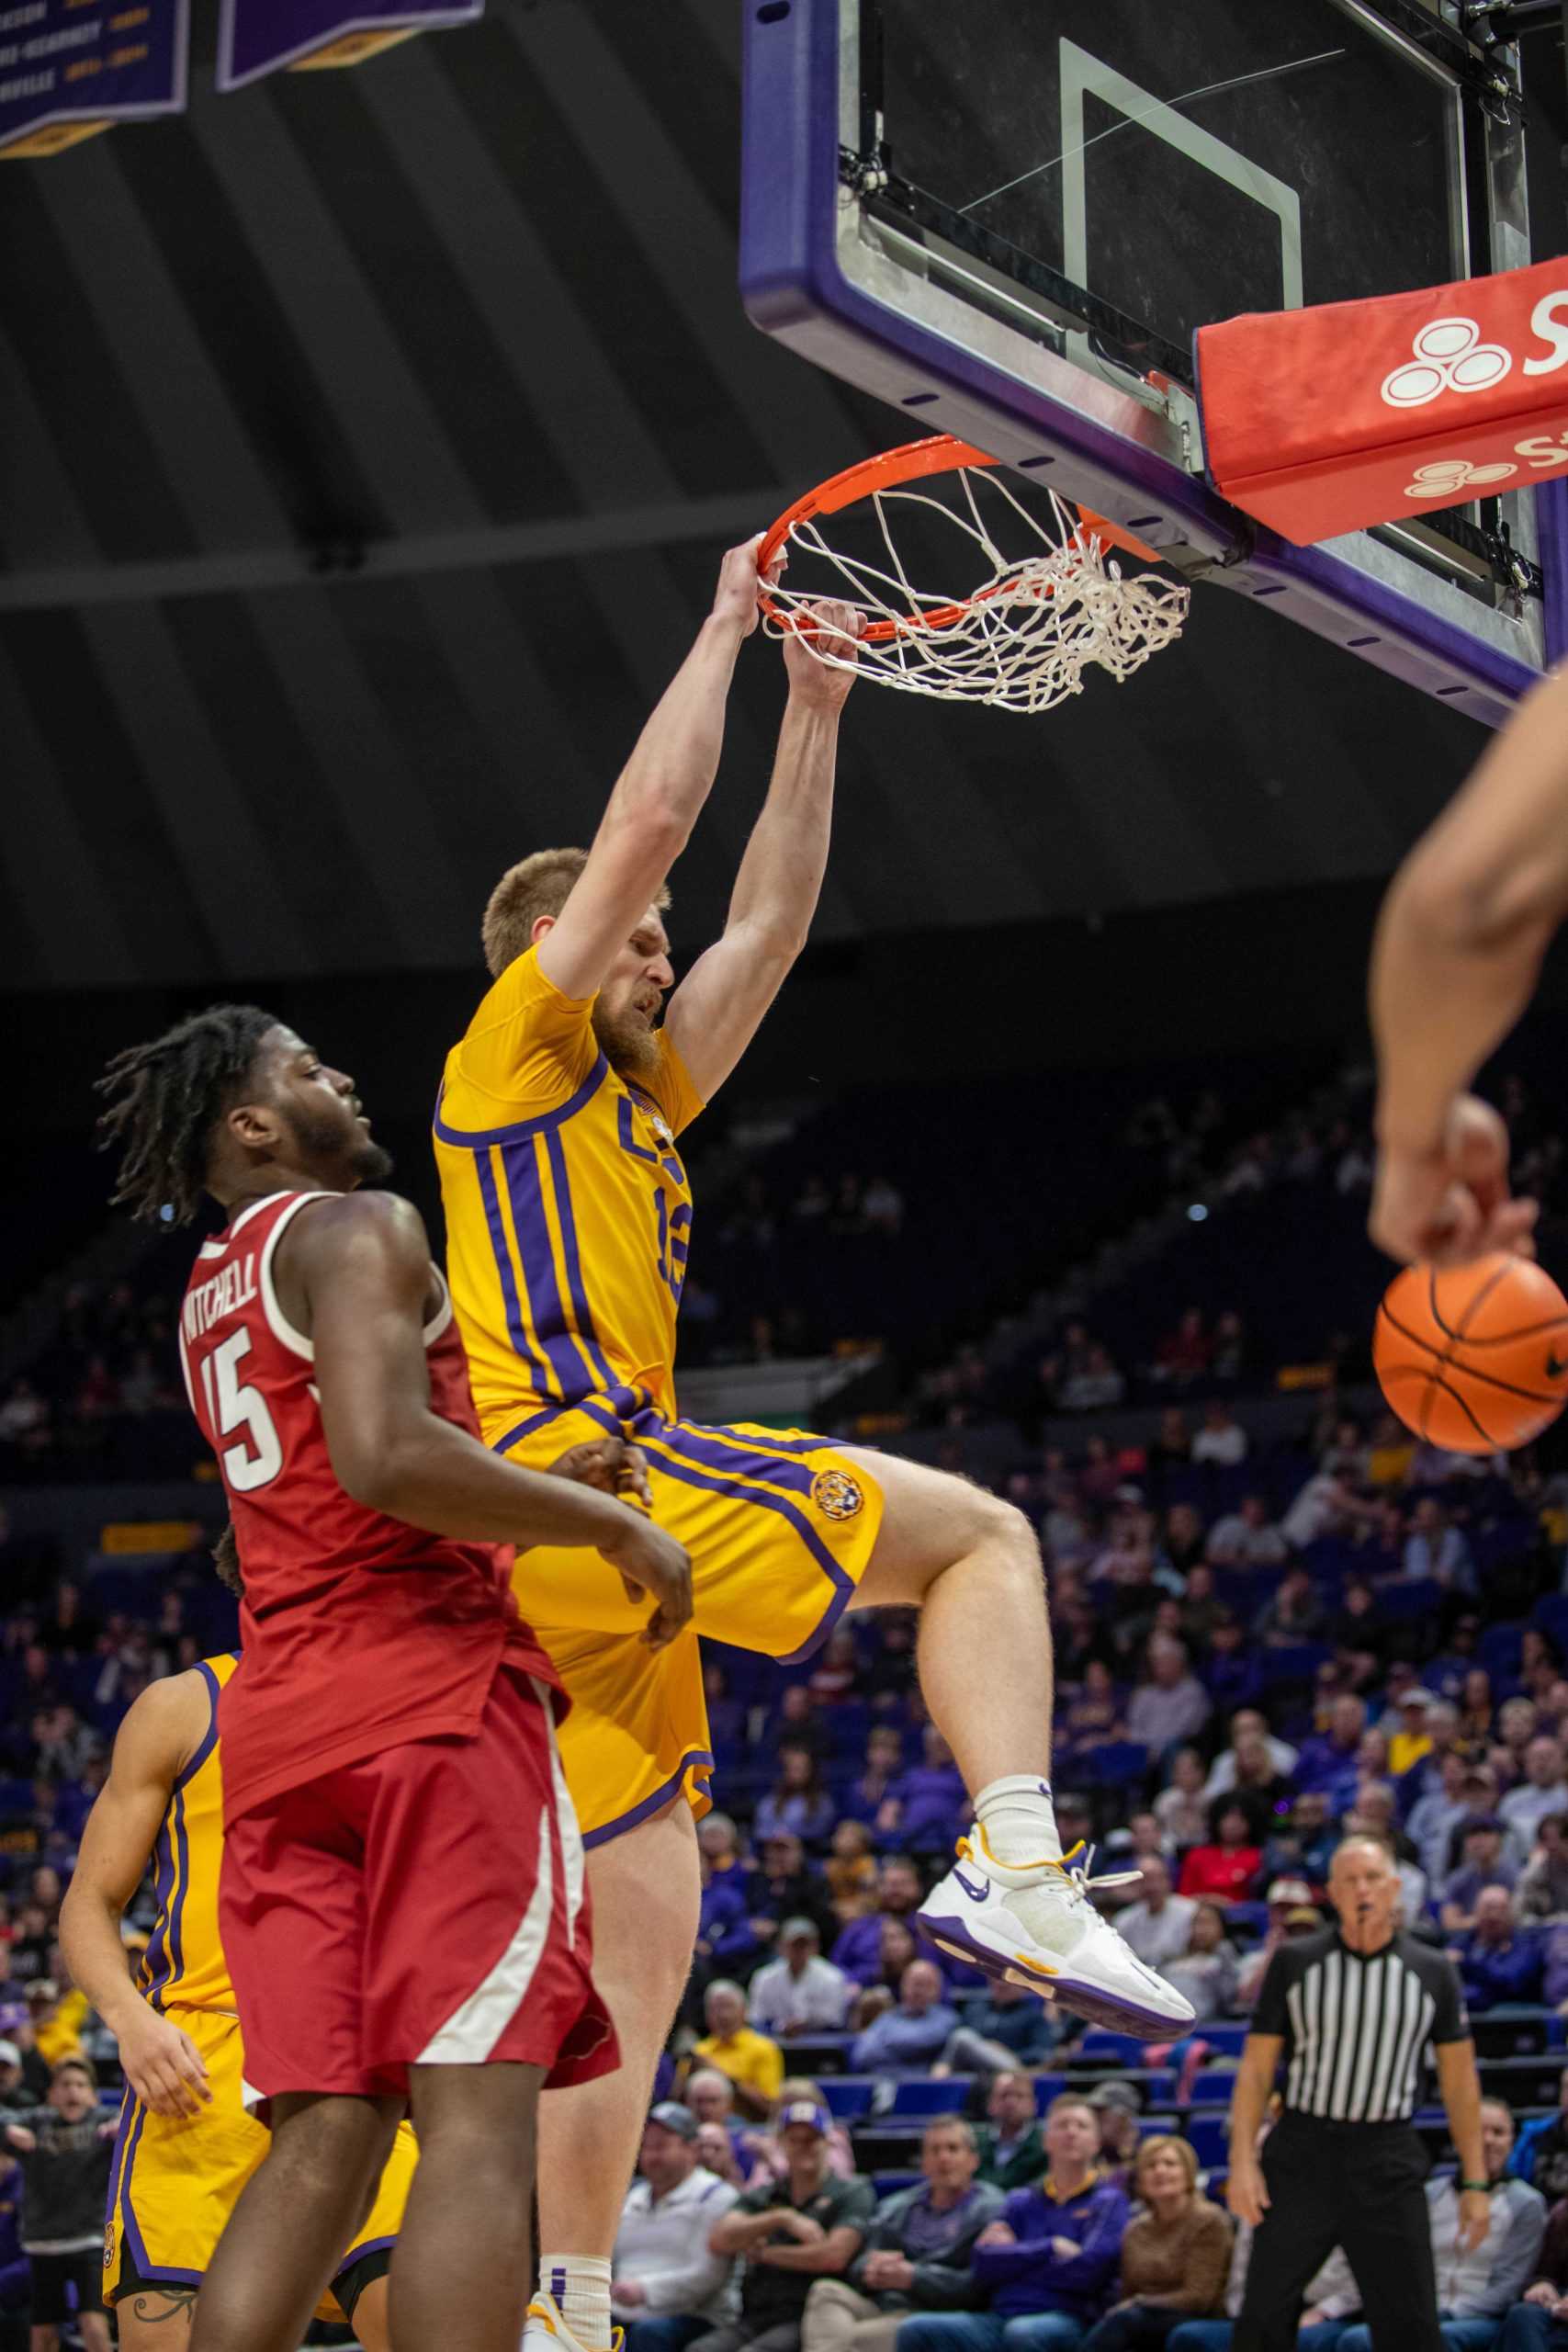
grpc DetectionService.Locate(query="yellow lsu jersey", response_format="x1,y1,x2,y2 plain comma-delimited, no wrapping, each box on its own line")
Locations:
435,945,705,1437
107,1649,418,2308
140,1652,239,2017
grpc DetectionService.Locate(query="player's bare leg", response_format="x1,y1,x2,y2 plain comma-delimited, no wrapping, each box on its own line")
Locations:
188,2094,400,2352
839,1446,1194,2036
117,2286,197,2349
352,2278,390,2352
841,1452,1054,1790
532,1802,702,2347
393,2062,545,2352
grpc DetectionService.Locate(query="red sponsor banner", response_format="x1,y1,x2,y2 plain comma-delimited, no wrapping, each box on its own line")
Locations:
1195,254,1568,545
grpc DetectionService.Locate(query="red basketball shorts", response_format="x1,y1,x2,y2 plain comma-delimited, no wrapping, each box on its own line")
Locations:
220,1668,617,2108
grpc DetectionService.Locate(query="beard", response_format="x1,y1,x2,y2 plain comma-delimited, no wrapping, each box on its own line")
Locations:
592,997,662,1085
287,1102,394,1190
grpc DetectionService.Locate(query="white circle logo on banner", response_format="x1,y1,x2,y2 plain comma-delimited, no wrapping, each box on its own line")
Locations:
1382,318,1514,408
1404,457,1518,498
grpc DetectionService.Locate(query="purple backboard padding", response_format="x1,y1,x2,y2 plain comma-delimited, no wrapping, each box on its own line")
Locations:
739,0,1549,723
1538,478,1568,670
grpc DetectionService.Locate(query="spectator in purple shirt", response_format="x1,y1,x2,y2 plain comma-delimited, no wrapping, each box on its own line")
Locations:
878,1729,968,1856
697,1856,761,1983
831,1859,926,1984
849,1962,957,2075
1455,1885,1544,2008
899,2096,1131,2352
755,1745,838,1850
843,1728,908,1830
1294,1695,1368,1801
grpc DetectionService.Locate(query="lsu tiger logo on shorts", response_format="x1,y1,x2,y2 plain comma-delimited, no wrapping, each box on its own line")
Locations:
811,1468,864,1521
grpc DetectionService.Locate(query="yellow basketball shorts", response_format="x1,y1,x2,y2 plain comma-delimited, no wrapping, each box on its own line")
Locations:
104,2006,418,2311
500,1406,885,1846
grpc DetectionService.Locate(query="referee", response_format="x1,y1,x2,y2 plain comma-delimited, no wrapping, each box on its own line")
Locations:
1228,1833,1489,2351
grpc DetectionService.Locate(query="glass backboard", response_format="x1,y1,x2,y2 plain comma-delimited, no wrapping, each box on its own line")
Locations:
740,0,1568,727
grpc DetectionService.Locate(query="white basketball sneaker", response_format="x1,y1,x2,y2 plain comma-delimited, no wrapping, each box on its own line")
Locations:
919,1828,1196,2037
523,2294,620,2352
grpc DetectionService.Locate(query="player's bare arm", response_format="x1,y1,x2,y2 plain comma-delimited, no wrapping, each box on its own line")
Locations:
535,539,769,1006
1371,659,1568,1263
59,1676,215,2120
279,1189,693,1645
663,600,862,1102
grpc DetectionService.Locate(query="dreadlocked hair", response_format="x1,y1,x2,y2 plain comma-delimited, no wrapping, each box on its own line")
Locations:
96,1003,280,1226
211,1522,243,1599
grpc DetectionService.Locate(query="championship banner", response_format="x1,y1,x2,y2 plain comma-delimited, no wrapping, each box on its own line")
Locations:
0,0,186,161
1195,253,1568,546
218,0,482,91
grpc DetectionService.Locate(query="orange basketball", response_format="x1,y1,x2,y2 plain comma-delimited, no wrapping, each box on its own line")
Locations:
1374,1251,1568,1454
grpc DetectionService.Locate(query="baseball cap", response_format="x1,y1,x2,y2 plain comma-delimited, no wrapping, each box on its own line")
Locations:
778,2099,831,2136
1086,2081,1141,2118
779,1916,818,1941
1268,1878,1314,1907
648,2101,698,2142
0,2007,26,2035
1399,1687,1438,1711
26,1981,55,2005
0,2043,19,2069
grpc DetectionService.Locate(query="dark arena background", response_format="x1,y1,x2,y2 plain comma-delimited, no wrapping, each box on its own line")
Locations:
6,2,1568,2346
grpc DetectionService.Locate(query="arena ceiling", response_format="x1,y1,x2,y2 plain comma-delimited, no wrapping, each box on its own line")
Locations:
0,0,1510,992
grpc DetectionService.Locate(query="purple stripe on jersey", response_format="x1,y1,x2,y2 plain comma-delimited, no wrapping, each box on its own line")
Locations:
635,1414,830,1458
104,2086,135,2241
544,1128,617,1393
616,1096,661,1165
646,1420,823,1502
475,1148,556,1397
550,2267,568,2306
172,1661,221,1792
138,1814,180,2002
500,1139,592,1404
492,1396,624,1455
582,1749,716,1850
335,2233,398,2280
164,1784,191,1999
118,2101,160,2280
433,1057,609,1148
636,1433,852,1594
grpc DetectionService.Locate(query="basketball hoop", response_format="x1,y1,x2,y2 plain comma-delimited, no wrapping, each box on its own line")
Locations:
758,436,1189,715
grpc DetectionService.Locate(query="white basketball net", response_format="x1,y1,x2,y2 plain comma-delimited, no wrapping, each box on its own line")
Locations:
761,464,1189,714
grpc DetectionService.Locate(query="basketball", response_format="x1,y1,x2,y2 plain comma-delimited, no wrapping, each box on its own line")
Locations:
1374,1252,1568,1453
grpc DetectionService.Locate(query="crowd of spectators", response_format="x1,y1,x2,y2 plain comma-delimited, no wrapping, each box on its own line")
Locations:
601,2075,1568,2352
8,1057,1568,2343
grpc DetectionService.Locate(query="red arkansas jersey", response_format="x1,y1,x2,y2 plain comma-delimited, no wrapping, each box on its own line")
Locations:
178,1189,560,1827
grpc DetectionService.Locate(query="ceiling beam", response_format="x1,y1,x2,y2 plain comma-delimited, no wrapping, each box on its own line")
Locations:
0,489,781,614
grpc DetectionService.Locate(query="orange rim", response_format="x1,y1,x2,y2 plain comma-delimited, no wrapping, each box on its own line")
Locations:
759,434,1163,646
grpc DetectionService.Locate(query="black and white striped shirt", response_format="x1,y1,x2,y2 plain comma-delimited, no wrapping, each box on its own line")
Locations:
1252,1928,1470,2124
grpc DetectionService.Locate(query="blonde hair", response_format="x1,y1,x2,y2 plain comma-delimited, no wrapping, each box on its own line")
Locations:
1134,2134,1200,2196
481,847,671,979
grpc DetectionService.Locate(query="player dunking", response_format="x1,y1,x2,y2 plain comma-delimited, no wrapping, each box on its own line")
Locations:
94,1008,691,2352
59,1532,418,2352
1369,657,1566,1271
434,540,1193,2352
